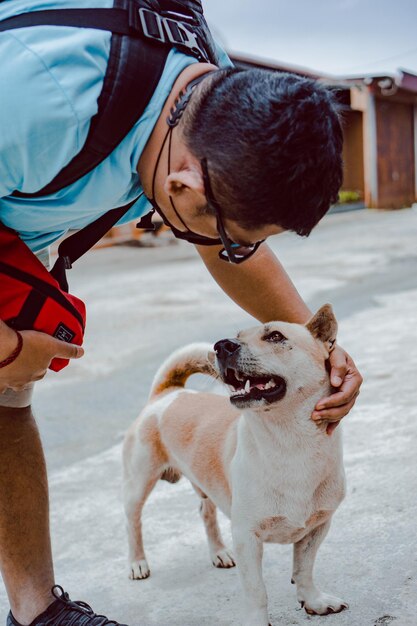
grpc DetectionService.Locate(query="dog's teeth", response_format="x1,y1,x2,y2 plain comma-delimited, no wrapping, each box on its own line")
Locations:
232,390,246,397
244,379,251,393
265,379,276,389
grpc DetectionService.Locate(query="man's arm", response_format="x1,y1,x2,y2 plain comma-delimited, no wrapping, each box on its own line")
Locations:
195,242,362,428
196,242,312,324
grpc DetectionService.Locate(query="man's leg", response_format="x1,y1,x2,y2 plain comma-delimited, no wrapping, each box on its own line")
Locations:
0,394,129,626
0,400,55,625
0,244,55,623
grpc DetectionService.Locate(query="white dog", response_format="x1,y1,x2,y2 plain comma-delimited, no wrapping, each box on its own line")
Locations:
123,304,348,625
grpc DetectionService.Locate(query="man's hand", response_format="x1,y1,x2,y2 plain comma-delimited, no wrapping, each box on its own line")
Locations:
312,345,362,434
0,329,84,393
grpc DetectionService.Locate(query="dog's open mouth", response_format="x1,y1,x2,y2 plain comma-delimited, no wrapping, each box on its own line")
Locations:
222,368,286,405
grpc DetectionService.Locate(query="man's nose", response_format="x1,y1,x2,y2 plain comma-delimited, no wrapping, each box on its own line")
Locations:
213,339,241,361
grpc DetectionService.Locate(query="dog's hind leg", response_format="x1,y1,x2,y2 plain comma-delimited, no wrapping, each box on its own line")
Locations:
292,521,349,615
123,429,162,581
192,484,235,569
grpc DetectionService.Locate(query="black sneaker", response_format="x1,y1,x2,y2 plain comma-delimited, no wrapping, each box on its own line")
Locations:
7,585,129,626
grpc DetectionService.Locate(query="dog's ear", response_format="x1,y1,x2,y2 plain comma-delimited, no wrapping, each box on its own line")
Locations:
306,304,338,353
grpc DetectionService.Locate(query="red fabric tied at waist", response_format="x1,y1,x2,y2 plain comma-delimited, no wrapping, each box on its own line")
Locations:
0,224,86,372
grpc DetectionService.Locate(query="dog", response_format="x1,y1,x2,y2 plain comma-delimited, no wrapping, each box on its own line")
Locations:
122,304,348,625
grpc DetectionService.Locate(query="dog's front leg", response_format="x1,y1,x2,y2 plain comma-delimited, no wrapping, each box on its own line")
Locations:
232,526,269,626
292,521,349,615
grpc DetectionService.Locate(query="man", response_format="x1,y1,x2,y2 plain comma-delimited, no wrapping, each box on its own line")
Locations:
0,0,362,624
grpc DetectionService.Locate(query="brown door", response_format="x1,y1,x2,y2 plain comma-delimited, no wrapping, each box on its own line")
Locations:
376,99,415,208
342,110,365,197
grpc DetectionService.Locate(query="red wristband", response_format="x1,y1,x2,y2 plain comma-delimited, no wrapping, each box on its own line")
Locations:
0,329,23,369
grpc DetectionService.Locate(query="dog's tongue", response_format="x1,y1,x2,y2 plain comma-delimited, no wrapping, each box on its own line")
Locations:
234,381,269,394
242,381,266,392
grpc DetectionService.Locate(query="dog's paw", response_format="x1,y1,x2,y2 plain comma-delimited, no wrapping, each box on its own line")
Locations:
129,559,151,580
211,548,236,568
300,592,348,615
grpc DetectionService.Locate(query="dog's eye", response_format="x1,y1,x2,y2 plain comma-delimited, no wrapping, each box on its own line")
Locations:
264,331,287,343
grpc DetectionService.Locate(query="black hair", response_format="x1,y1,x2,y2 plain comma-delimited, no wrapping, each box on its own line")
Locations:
182,68,343,236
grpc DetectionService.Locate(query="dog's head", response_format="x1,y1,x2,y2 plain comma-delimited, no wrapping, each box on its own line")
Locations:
213,304,337,410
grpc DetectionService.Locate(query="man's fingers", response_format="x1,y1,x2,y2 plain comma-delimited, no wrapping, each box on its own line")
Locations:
33,371,48,382
316,362,362,411
312,345,363,425
326,422,339,435
329,346,348,388
313,393,359,422
50,338,84,359
8,384,33,392
316,384,359,411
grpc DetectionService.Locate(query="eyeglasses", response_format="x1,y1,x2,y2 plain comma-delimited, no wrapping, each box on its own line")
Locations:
200,158,264,264
144,94,264,264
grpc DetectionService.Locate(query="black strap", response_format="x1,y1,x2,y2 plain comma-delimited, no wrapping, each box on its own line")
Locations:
0,5,211,60
7,3,171,198
50,198,139,292
5,1,216,200
0,8,137,34
11,290,47,330
0,1,215,59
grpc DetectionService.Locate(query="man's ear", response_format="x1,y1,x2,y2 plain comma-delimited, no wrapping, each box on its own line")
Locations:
306,304,338,353
165,169,204,199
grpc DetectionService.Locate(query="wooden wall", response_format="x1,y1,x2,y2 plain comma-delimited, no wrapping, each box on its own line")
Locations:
375,98,415,208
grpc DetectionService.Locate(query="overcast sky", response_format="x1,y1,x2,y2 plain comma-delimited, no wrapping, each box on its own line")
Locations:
203,0,417,77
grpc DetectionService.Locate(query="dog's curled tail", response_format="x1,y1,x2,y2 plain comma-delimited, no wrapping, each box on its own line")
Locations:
149,342,218,401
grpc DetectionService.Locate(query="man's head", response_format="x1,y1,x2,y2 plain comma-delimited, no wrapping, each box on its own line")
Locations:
167,67,343,239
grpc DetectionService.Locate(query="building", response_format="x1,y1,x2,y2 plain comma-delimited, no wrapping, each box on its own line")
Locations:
106,53,417,246
232,53,417,210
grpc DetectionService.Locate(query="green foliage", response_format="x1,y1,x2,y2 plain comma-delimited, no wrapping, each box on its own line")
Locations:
338,190,361,204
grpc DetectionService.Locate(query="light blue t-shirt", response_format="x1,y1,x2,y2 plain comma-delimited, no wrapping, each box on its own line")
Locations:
0,0,231,252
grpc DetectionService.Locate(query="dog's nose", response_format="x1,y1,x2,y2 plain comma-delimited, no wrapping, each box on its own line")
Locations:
213,339,241,361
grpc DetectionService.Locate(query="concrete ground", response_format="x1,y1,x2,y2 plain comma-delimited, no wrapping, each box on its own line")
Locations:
1,207,416,625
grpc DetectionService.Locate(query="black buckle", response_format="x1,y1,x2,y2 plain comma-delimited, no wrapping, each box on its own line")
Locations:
164,16,199,50
138,8,207,61
138,7,165,42
136,210,156,231
63,255,72,270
